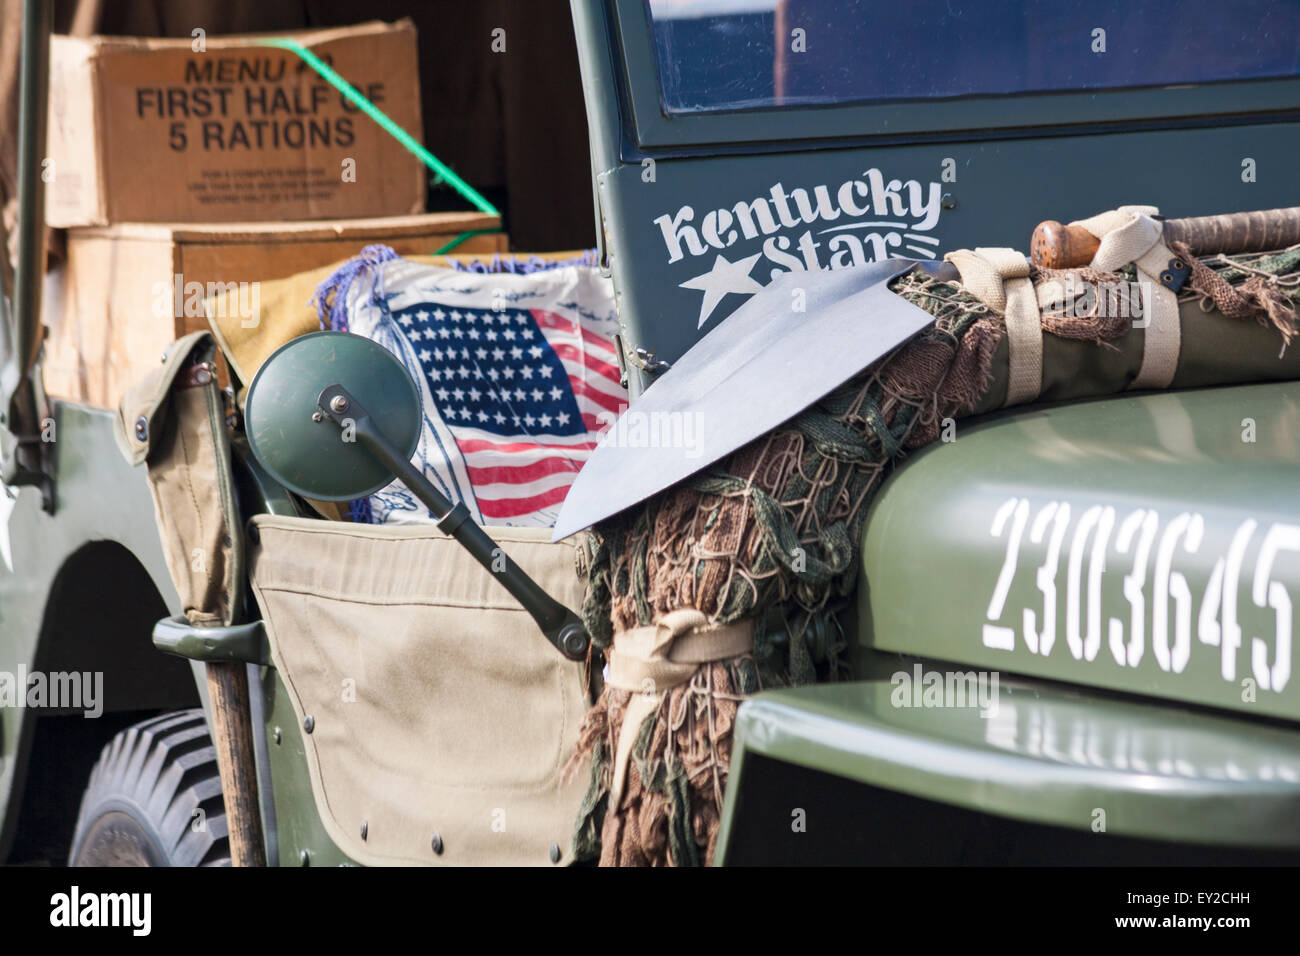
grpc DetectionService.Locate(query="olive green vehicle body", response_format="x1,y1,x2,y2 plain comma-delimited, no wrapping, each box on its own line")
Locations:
3,0,1300,864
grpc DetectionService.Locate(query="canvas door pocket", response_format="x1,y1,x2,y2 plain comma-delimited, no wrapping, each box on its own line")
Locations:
248,515,590,866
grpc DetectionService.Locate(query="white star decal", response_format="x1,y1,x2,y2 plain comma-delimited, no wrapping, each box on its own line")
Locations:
679,252,764,328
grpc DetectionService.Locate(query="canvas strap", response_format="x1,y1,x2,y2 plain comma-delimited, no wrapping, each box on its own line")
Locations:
945,247,1042,406
1070,205,1181,390
604,610,754,809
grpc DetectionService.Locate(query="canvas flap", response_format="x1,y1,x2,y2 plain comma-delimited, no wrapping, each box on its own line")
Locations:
248,516,591,866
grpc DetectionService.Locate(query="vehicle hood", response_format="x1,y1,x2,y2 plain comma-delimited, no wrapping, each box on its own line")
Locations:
858,380,1300,722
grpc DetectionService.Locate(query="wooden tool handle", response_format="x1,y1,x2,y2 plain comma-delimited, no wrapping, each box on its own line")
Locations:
1163,207,1300,257
206,661,267,867
1030,220,1099,270
1031,206,1300,269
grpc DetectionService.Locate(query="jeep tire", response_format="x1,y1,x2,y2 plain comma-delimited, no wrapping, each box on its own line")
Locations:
69,710,231,866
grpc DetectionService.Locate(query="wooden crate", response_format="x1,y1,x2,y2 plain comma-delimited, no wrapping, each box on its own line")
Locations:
43,212,506,408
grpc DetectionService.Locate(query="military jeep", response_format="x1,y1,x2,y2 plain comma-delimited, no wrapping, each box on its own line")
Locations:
2,0,1300,867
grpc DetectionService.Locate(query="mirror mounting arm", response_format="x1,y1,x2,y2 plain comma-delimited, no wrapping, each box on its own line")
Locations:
315,383,591,662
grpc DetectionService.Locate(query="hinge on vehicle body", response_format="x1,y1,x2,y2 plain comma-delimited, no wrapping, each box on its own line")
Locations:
613,335,671,391
628,346,670,374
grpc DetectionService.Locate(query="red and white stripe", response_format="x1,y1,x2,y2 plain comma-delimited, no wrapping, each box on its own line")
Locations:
448,309,625,521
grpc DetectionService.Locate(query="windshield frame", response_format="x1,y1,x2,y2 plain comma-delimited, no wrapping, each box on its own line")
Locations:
616,0,1300,150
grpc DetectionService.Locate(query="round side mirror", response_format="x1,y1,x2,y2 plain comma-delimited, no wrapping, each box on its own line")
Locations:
243,331,421,501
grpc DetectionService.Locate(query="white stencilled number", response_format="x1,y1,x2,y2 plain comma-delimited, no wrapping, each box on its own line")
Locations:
1066,505,1115,661
1109,509,1158,667
1153,513,1204,673
984,497,1029,650
1197,519,1254,681
1024,501,1070,655
1251,523,1299,692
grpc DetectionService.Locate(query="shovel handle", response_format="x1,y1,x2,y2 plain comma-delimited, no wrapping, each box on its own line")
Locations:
205,661,267,867
1031,206,1300,269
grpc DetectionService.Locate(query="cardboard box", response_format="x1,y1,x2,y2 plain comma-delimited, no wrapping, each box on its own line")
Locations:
46,20,426,227
42,212,506,408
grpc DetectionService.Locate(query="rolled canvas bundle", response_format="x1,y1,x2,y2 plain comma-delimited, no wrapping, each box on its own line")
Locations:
570,207,1300,866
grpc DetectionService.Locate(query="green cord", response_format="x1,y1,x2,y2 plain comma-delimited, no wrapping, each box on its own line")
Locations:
433,229,501,255
261,38,501,219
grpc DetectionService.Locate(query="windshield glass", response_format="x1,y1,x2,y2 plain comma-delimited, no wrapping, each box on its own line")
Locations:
647,0,1300,113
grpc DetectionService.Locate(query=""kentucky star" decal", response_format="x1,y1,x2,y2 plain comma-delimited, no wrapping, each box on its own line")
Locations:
656,167,945,329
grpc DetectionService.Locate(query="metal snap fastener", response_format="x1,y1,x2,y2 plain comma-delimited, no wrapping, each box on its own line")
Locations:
303,714,315,734
549,843,562,864
431,833,444,855
134,416,148,442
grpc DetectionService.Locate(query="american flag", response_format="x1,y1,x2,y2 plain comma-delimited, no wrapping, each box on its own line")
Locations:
321,253,625,528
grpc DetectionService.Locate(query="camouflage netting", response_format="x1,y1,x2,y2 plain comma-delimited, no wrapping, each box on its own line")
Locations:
569,243,1300,867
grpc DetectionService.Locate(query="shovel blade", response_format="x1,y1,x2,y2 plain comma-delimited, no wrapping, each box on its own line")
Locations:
552,259,949,540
